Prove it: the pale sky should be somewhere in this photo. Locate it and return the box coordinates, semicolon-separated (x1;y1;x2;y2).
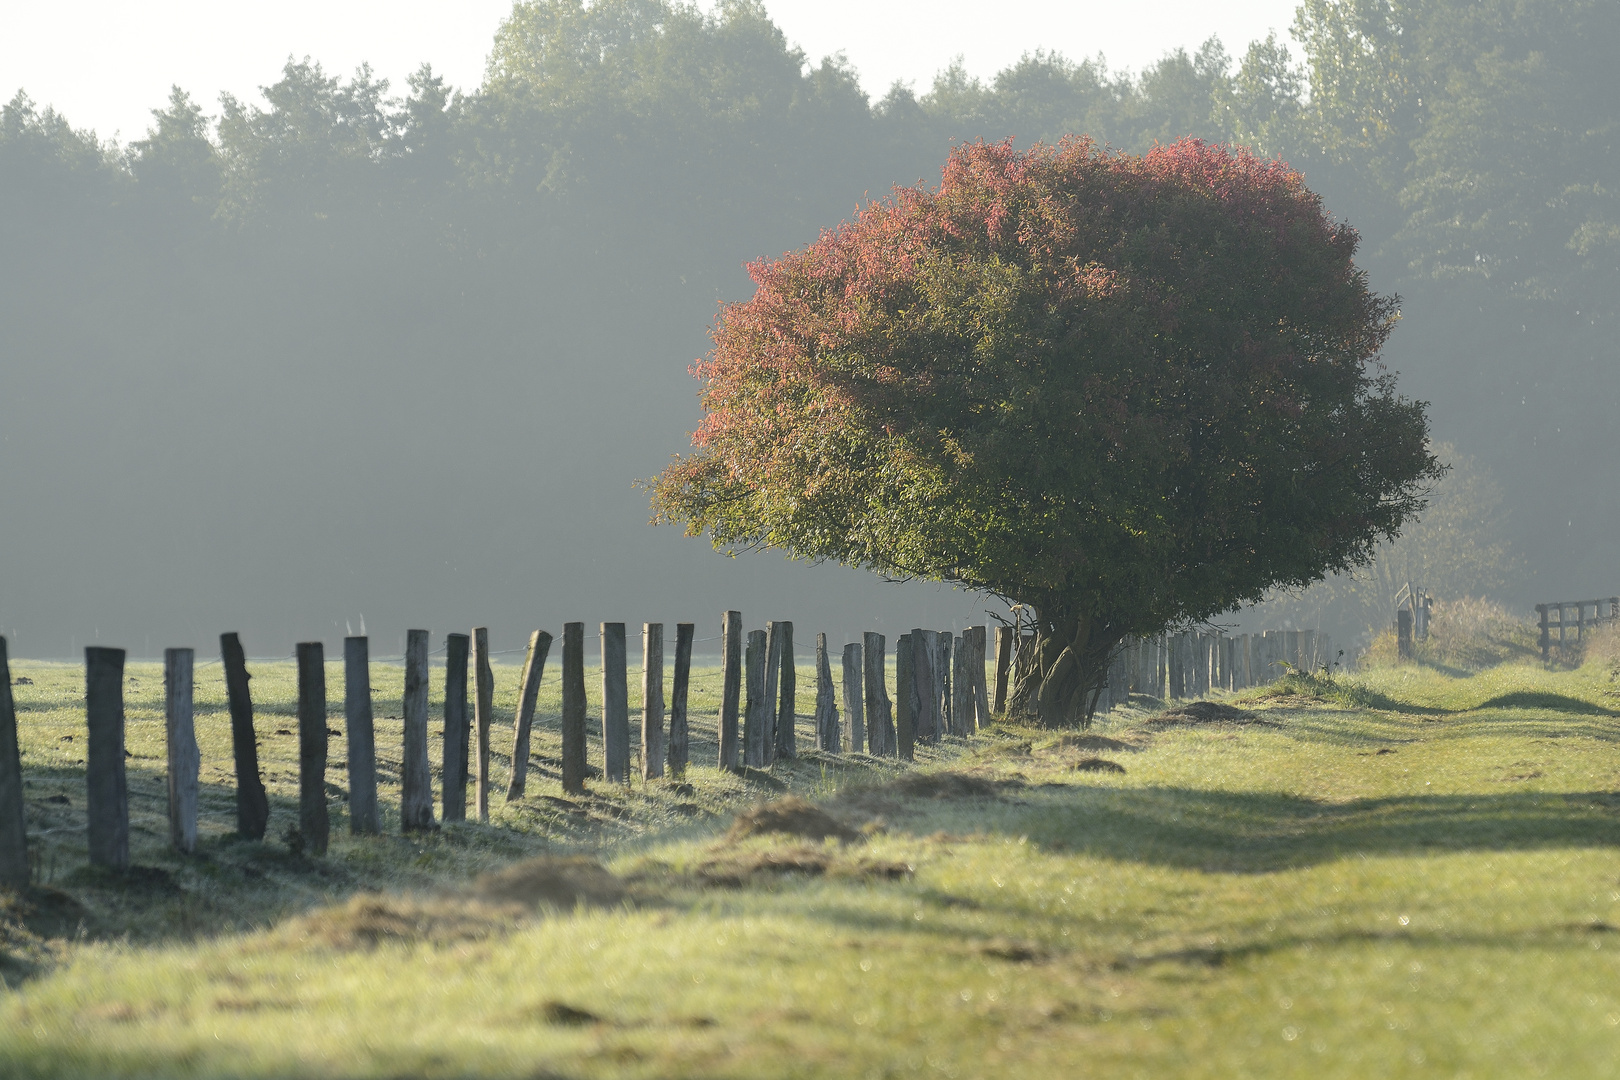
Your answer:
1;1;1303;143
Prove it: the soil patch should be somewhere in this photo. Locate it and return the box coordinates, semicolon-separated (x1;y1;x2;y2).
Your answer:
1046;734;1142;753
474;856;627;910
725;797;859;844
1072;757;1126;774
283;894;521;951
1148;701;1275;726
696;846;912;888
887;771;1016;800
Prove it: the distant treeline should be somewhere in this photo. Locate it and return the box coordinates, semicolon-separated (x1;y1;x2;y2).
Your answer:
1;0;1616;653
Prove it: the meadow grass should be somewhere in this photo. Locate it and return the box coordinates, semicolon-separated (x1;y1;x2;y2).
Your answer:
2;650;1619;1077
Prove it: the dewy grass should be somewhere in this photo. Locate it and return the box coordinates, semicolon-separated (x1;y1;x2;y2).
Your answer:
2;655;1620;1077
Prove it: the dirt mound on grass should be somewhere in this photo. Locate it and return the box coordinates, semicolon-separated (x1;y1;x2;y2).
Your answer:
285;894;522;951
1047;734;1141;753
474;856;627;909
696;846;912;888
888;771;1015;800
1148;701;1274;726
725;797;860;844
1072;757;1127;774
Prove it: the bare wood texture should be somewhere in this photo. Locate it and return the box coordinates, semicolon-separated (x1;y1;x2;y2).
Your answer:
775;621;796;762
442;633;470;822
561;622;587;794
507;630;552;801
642;623;665;781
864;633;892;756
936;632;953;735
0;638;26;889
743;630;767;768
164;648;199;854
344;636;380;835
814;633;838;753
952;635;973;737
401;629;435;832
295;642;329;856
842;642;864;754
911;630;937;745
473;627;495;822
669;623;694;777
85;646;129;870
761;622;783;767
993;625;1013;717
220;632;268;840
718;611;742;771
970;627;991;730
895;634;915;761
601;623;630;784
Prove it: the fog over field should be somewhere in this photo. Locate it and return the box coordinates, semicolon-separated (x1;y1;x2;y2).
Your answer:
2;0;1615;657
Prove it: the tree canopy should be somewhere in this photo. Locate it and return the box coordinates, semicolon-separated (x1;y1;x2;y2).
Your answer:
651;138;1440;724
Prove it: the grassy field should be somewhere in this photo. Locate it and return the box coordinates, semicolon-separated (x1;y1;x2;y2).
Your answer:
2;648;1620;1077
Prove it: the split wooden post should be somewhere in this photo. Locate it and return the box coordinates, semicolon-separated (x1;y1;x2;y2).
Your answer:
344;636;380;835
814;633;839;753
507;630;553;801
895;634;915;761
864;632;891;756
472;627;495;822
220;632;269;840
85;646;129;871
600;623;629;784
841;642;864;754
295;642;329;856
164;647;199;855
743;630;767;767
775;621;796;762
935;632;952;735
952;635;973;736
761;622;783;767
669;623;694;778
642;623;665;781
0;638;26;890
561;622;587;794
718;611;743;771
442;633;471;822
993;626;1014;716
401;629;435;832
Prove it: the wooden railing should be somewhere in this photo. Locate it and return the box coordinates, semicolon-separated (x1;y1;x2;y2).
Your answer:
1534;598;1619;662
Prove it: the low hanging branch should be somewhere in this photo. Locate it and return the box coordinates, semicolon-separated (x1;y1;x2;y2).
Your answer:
651;137;1439;727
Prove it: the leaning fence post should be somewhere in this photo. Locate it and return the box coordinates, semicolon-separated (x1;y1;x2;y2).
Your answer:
669;623;693;778
295;642;329;856
601;623;629;784
401;629;435;832
895;634;915;760
472;627;495;822
775;621;796;762
561;622;587;794
442;633;470;822
85;646;129;871
344;636;380;835
864;632;891;756
743;630;767;767
220;632;269;840
164;647;199;855
719;611;743;771
842;642;864;754
0;638;26;889
814;633;839;753
642;623;665;781
507;630;553;802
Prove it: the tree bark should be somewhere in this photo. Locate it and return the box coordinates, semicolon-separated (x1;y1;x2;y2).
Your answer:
1005;603;1117;728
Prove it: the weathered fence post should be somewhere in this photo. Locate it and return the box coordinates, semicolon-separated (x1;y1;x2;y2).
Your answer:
295;642;329;856
507;630;553;801
864;632;892;756
164;647;199;855
719;611;743;771
0;638;26;890
743;629;767;768
473;627;495;822
1167;633;1184;700
993;626;1013;716
442;633;470;822
642;623;665;781
970;626;991;730
775;622;796;762
85;646;129;870
761;622;783;767
561;622;587;794
895;633;915;760
842;641;864;754
220;632;269;840
401;629;435;832
936;631;952;735
1536;604;1550;663
815;633;839;753
952;634;973;735
600;623;629;784
1397;610;1413;661
344;636;379;835
670;623;694;778
911;629;936;745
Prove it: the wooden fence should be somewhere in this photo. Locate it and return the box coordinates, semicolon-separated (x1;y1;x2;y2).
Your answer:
1534;598;1620;662
0;619;1320;879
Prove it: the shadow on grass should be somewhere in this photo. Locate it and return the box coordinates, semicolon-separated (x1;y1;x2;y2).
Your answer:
1015;786;1620;872
1469;691;1615;716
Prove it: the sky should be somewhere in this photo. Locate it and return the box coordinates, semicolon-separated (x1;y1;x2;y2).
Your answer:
1;0;1304;142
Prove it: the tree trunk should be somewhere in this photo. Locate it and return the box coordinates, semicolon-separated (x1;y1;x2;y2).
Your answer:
1005;603;1118;728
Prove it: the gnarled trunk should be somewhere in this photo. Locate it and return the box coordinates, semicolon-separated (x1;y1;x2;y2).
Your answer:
1006;603;1117;728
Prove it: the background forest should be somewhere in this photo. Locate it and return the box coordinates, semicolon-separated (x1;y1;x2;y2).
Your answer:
1;0;1615;655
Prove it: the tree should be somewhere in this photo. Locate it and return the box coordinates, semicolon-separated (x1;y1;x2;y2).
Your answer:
650;138;1440;726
